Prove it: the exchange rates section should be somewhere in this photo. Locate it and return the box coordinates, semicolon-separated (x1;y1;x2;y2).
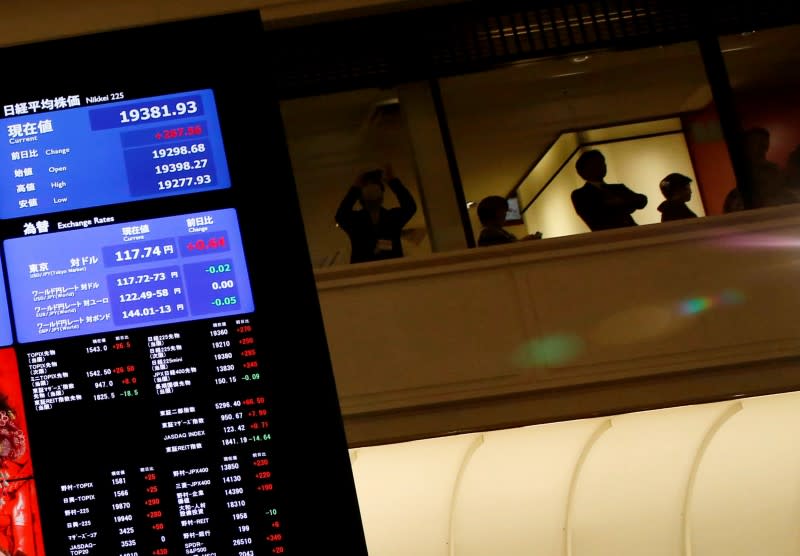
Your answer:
18;315;287;556
0;89;231;218
4;208;254;343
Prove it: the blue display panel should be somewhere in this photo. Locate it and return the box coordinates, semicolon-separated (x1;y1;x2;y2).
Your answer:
4;208;254;343
0;89;231;218
0;259;12;346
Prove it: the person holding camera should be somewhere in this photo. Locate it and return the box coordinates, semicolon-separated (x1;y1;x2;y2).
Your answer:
475;195;542;247
335;163;417;264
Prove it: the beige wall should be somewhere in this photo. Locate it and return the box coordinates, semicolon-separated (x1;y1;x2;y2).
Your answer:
599;133;706;225
517;133;581;209
522;148;585;238
399;82;469;252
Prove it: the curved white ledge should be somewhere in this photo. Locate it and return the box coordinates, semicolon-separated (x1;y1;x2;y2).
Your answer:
681;401;743;556
564;418;613;556
448;433;485;556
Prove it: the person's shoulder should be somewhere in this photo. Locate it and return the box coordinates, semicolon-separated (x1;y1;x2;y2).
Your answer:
478;227;500;240
723;188;743;213
478;227;515;246
606;182;633;191
571;183;592;197
658;200;693;214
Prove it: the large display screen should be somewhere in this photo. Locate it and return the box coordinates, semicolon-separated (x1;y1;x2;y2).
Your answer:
0;11;368;556
0;89;231;219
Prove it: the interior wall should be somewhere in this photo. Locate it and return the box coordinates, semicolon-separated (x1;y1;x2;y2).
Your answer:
349;389;800;556
517;133;581;209
522;149;584;238
524;133;705;239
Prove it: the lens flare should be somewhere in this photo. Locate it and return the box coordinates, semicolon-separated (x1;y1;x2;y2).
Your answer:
515;291;744;368
680;297;712;315
513;334;584;368
717;233;800;248
679;289;744;315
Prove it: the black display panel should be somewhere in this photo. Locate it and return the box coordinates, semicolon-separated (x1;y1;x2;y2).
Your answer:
0;258;11;346
0;12;368;556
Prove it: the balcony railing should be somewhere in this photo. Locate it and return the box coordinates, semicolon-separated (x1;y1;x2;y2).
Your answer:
315;205;800;445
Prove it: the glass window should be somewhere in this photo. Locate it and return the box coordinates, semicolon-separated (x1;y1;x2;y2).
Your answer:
717;24;800;213
280;83;474;269
440;41;720;244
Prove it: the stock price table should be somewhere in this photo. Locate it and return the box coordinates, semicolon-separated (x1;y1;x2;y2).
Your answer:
5;209;288;554
20;315;286;556
0;89;231;218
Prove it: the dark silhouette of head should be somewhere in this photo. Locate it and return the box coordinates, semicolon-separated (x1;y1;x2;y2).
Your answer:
357;169;385;209
743;127;770;163
789;145;800;170
659;173;693;202
477;195;509;228
575;150;607;182
787;145;800;182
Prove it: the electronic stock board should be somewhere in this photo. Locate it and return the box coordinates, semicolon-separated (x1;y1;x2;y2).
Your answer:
0;12;368;556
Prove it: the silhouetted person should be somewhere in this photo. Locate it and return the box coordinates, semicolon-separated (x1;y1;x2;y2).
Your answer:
657;173;698;222
335;164;417;264
571;149;648;231
723;127;797;212
476;195;541;247
785;145;800;193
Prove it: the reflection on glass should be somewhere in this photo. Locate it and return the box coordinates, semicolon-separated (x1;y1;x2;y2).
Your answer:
334;164;418;264
441;42;717;242
280;89;432;268
719;25;800;213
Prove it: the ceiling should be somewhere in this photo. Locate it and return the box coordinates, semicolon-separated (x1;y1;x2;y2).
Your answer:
0;0;451;48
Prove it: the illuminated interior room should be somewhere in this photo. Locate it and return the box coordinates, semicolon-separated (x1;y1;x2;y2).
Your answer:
515;118;707;239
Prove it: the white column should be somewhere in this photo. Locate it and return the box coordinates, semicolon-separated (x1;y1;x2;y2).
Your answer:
398;81;469;252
